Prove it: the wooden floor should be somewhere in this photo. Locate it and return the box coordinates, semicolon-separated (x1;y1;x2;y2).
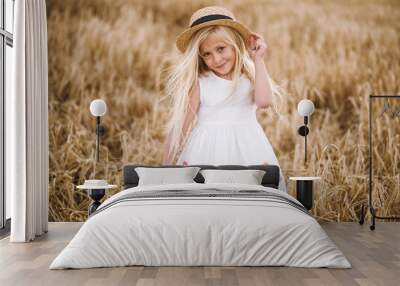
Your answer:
0;222;399;286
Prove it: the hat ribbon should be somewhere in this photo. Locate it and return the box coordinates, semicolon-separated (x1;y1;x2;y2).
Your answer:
190;14;233;28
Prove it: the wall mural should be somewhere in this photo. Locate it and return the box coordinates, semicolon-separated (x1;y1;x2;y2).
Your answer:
46;0;400;222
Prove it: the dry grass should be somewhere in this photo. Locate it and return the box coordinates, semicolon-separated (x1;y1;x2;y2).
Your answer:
47;0;400;222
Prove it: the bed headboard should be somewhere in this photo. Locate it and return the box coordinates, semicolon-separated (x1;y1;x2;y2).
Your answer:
123;164;280;189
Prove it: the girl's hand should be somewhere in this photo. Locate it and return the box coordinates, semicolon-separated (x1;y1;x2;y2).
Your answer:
249;32;268;61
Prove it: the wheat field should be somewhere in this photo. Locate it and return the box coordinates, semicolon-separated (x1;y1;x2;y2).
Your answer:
46;0;400;222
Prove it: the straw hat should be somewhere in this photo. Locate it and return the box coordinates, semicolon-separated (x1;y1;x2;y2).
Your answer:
176;6;253;53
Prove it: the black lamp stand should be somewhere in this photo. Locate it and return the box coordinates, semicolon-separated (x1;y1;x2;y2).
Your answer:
298;116;309;165
89;116;106;216
95;116;106;162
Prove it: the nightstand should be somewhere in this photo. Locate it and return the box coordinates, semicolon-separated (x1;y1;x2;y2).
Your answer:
289;177;321;210
77;180;117;215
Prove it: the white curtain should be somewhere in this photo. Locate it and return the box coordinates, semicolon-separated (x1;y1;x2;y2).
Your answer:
7;0;49;242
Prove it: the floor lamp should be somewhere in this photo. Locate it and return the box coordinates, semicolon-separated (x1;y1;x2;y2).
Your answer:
83;99;108;215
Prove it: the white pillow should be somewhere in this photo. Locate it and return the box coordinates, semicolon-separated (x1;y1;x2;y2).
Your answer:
135;167;201;186
200;169;266;185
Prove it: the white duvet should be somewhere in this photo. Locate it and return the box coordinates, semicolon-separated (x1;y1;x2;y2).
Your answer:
50;183;351;269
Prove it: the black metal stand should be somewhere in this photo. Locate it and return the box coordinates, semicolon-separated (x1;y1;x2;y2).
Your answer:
95;116;106;162
87;189;105;216
296;180;313;210
359;95;400;230
298;116;310;165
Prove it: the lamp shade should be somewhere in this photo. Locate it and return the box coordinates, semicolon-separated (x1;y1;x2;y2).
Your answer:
297;99;315;117
90;99;107;117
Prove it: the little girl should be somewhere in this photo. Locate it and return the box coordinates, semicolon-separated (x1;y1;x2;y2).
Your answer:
162;6;286;191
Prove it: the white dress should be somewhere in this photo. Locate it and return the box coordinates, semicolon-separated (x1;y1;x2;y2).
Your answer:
177;71;286;191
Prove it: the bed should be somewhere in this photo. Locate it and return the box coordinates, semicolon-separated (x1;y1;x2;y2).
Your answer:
50;164;351;269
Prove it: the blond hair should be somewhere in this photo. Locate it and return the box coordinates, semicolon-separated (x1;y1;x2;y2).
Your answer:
164;26;284;162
